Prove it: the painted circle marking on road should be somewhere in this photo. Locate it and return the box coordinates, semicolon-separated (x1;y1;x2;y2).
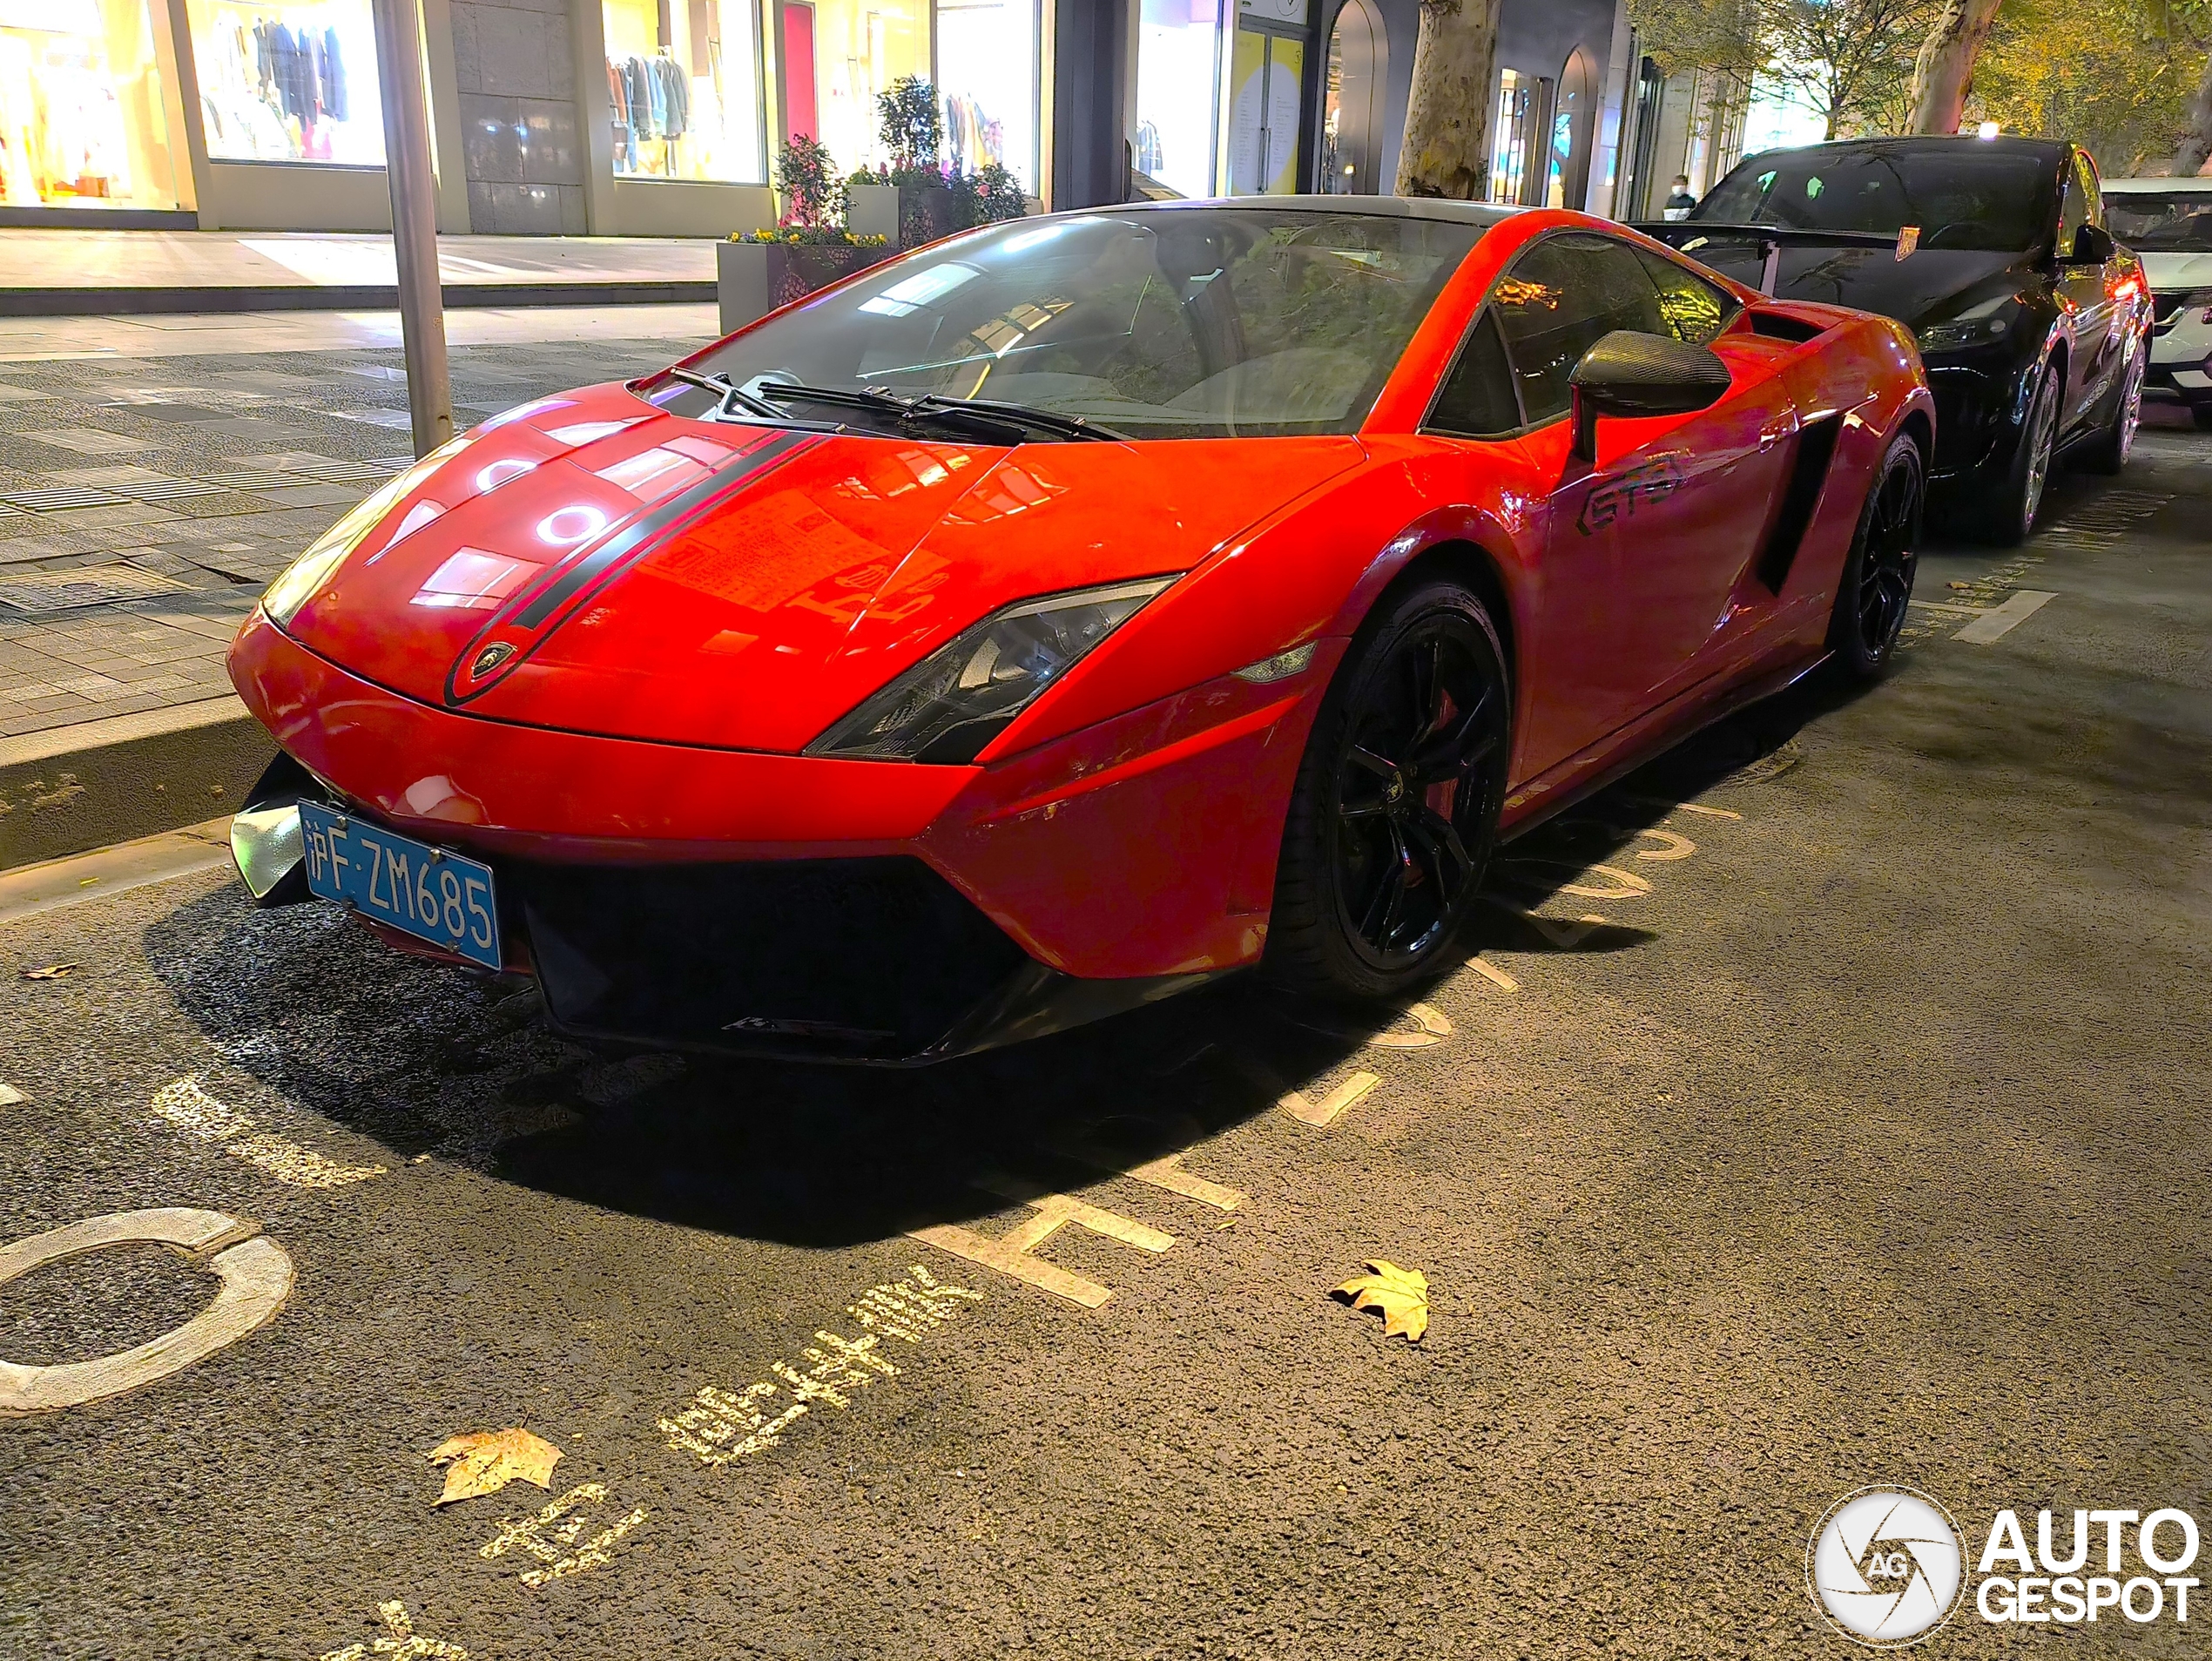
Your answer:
0;1207;293;1416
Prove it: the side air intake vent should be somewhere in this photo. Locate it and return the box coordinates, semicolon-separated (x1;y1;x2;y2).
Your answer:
1750;311;1825;344
1755;413;1844;592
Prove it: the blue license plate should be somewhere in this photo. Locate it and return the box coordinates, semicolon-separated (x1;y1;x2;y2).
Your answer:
298;800;502;970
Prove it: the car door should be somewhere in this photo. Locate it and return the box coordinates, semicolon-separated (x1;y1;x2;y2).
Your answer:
1474;232;1798;774
2054;148;2117;429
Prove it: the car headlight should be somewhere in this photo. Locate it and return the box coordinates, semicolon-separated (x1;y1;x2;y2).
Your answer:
260;437;469;627
1915;299;2021;354
806;576;1181;764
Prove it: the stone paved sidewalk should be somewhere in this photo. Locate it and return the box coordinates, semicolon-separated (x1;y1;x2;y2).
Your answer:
0;332;691;740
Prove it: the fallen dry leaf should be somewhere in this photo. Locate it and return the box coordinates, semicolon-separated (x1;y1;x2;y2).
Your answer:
425;1428;563;1506
19;963;76;981
1333;1259;1429;1343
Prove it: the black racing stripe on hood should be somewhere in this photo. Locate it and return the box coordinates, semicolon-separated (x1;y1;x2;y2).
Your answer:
442;428;816;708
515;429;813;629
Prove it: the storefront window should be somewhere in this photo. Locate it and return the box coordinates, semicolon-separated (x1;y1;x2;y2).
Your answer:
936;0;1036;192
777;0;927;175
604;0;765;183
1489;66;1531;205
1135;0;1222;198
185;0;383;164
0;0;183;207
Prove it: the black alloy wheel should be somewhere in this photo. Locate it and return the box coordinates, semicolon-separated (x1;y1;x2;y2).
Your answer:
1985;363;2060;545
2080;339;2146;475
1829;432;1924;678
1266;580;1511;999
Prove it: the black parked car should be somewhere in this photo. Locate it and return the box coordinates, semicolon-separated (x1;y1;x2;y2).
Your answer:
1641;136;2151;544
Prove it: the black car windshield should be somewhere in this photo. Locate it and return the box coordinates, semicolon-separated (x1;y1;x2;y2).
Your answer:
667;207;1487;439
1693;145;2056;252
2104;191;2212;250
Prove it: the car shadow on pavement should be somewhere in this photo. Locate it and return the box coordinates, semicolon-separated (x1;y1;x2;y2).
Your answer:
139;663;1878;1252
142;887;1401;1246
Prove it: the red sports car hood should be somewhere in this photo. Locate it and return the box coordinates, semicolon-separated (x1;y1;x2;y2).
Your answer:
278;385;1362;753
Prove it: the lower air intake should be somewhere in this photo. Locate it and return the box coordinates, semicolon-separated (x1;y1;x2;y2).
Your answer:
512;855;1032;1058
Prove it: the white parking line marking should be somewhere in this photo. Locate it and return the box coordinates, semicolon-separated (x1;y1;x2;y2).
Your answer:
1954;589;2057;643
148;1077;385;1189
1231;1050;1382;1128
0;1084;23;1105
911;1179;1177;1308
1469;957;1519;991
1047;1137;1245;1212
1279;1001;1452;1049
0;1208;292;1415
1278;1071;1381;1127
910;1219;1116;1308
1482;896;1608;949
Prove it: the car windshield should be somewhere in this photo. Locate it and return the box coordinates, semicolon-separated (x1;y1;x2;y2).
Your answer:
2104;191;2212;251
669;207;1488;439
1692;145;2056;253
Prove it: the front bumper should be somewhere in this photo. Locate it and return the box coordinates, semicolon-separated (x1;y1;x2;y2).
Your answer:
226;611;1333;1061
2146;331;2212;404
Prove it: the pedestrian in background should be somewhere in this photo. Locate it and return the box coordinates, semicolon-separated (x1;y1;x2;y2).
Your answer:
1662;175;1697;220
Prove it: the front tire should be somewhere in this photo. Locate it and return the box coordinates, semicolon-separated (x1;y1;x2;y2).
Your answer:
1264;578;1510;1001
1981;362;2060;546
1828;432;1924;679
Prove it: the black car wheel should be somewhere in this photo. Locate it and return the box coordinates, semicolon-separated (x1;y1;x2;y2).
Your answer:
1828;432;1924;679
2079;339;2146;475
1983;363;2060;546
2194;404;2212;433
1266;578;1510;1000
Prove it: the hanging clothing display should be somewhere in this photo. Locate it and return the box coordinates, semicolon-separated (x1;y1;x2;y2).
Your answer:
599;0;765;185
186;0;381;164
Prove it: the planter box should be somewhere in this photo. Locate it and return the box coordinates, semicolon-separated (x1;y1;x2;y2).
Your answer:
846;179;960;250
846;182;900;245
718;240;892;334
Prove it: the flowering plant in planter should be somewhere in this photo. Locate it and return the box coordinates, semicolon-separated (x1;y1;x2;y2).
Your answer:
732;226;887;246
845;78;1031;249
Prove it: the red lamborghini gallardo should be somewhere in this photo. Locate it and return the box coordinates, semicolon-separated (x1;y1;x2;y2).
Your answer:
226;199;1932;1062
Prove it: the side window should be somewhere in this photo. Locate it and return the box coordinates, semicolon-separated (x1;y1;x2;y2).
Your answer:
2058;161;2089;255
1426;310;1521;437
2075;150;2105;228
1635;247;1740;346
1489;233;1671;426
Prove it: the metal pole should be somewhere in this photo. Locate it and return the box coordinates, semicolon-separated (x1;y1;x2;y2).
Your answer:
370;0;453;457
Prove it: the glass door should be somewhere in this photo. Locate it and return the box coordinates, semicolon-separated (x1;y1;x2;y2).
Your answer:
1227;24;1299;194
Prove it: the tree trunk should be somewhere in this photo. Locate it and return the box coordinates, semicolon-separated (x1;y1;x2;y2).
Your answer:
2175;49;2212;174
1394;0;1506;199
1905;0;2005;134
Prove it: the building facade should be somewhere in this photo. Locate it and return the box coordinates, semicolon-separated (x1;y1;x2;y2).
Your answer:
0;0;1740;233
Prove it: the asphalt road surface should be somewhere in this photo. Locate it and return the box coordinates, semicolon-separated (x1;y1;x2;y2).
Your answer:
3;423;2209;1660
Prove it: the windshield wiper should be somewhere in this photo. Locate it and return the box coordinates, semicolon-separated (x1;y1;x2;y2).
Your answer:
752;381;1128;443
662;368;845;432
913;393;1130;442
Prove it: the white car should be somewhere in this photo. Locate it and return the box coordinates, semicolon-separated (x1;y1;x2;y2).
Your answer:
2105;175;2212;428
